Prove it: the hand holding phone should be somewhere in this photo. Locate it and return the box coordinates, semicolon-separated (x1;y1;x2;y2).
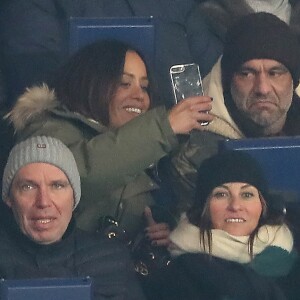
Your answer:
170;63;209;126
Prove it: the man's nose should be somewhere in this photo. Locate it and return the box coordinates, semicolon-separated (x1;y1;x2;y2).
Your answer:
254;72;272;95
35;187;52;208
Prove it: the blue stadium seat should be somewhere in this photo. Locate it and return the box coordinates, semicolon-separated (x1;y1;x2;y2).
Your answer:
0;277;92;300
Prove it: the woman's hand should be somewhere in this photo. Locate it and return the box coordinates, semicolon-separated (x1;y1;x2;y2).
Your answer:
168;96;213;134
144;206;171;247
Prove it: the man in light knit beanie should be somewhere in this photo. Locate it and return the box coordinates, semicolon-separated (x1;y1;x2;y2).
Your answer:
0;135;145;300
2;135;81;245
2;135;81;210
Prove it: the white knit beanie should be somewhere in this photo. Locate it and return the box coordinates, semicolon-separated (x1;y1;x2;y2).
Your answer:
2;136;81;209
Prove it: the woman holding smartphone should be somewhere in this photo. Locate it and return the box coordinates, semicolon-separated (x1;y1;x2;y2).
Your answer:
7;39;213;248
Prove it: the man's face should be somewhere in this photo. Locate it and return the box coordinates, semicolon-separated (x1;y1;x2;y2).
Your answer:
230;59;293;135
6;163;74;245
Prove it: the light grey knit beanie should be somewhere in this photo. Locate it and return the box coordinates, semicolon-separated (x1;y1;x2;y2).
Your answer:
2;136;81;209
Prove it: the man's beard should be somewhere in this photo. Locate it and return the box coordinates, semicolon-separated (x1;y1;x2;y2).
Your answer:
224;91;289;137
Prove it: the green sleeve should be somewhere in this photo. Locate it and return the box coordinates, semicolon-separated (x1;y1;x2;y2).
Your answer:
248;246;298;277
17;106;178;192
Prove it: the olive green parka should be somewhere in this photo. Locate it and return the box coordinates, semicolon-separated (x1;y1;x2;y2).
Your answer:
8;85;178;239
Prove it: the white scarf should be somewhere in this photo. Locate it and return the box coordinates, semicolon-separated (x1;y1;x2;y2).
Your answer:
169;214;293;264
245;0;291;24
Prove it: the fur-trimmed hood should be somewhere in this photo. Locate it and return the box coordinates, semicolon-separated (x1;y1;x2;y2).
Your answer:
8;81;243;140
6;84;106;134
198;0;300;42
6;84;59;132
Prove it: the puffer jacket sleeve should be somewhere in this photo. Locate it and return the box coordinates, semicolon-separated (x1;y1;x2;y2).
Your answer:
0;0;106;105
167;131;223;213
76;230;146;300
185;4;223;78
96;241;146;300
0;0;68;104
17;106;178;193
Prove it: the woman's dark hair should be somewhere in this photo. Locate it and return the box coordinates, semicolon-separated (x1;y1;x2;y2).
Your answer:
52;39;157;125
187;151;286;258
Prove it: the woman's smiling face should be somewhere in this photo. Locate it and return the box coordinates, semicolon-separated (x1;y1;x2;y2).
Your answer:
209;182;263;236
109;50;150;128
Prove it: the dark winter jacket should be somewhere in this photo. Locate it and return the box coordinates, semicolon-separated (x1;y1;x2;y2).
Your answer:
198;0;300;45
143;253;288;300
0;204;145;300
0;0;222;106
143;212;298;300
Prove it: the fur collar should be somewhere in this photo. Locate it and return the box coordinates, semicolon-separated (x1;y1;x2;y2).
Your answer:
7;85;106;134
6;84;59;131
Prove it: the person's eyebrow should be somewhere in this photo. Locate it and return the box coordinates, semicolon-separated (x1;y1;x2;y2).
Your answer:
215;184;253;190
50;179;70;184
238;63;288;73
123;72;149;82
268;65;289;72
14;178;37;186
214;184;230;190
15;177;35;184
240;184;254;189
236;66;257;73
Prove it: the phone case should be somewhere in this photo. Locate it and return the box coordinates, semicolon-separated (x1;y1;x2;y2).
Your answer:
170;63;203;104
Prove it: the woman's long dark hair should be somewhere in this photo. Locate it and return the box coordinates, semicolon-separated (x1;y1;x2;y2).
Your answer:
51;39;157;125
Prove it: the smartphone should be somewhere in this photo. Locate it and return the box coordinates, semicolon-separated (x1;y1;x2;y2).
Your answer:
170;63;203;103
170;63;208;126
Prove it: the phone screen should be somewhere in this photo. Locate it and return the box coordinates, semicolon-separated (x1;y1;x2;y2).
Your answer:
170;63;208;126
170;63;203;104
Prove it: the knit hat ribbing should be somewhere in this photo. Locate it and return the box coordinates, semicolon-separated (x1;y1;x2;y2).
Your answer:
2;136;81;209
221;12;300;91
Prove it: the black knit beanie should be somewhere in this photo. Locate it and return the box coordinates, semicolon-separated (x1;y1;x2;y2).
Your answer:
221;12;300;91
194;151;268;212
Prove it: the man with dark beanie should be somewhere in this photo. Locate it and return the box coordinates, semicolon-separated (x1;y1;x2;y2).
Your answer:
221;12;300;137
168;12;300;211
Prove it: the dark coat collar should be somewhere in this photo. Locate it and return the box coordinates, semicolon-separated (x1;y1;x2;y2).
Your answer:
199;0;300;42
0;202;77;259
